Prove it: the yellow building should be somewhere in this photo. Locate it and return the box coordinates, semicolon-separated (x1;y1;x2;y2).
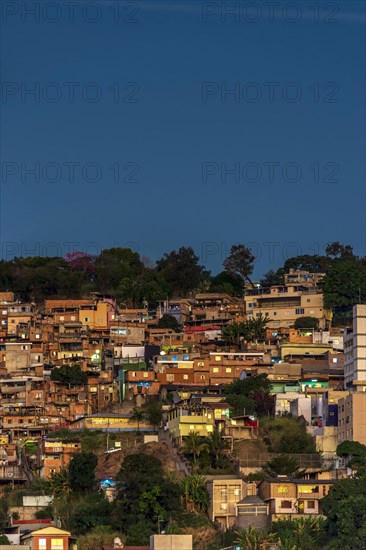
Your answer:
245;271;330;330
78;301;111;329
167;402;232;444
69;413;155;432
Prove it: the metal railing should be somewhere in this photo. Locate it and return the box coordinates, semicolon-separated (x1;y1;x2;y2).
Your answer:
238;453;322;469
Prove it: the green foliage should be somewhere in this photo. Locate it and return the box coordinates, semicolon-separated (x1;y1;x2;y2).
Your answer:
77;525;122;550
260;416;317;454
294;316;319;330
179;474;210;513
50;364;87;385
222;316;271;346
209;271;243;295
157;314;181;331
206;428;228;469
321;258;366;311
271;516;327;550
34;506;53;519
262;454;306;478
260;268;285;287
142;401;163;428
336;440;366;471
69;451;98;492
156;246;208;296
130;407;145;431
181;431;209;466
235;526;276;549
114;453;181;538
224;374;274;417
0;534;10;544
322;475;366;548
68;493;112;535
223;244;255;286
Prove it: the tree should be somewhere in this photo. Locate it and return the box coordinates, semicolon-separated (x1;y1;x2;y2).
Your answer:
130;407;145;432
143;401;163;428
69;451;98;492
115;454;181;540
206;428;228;469
294;317;319;331
235;526;276;549
157;314;181;331
325;241;354;259
68;493;112;535
180;474;210;513
284;254;330;274
50;468;72;497
322;475;366;548
223;244;255;287
0;534;10;545
224;374;274;417
321;258;366;312
262;454;305;478
210;271;243;296
50;364;87;386
260;416;317;454
271;517;327;550
260;268;285;287
156;247;207;296
181;431;209;467
222;315;270;349
336;441;366;472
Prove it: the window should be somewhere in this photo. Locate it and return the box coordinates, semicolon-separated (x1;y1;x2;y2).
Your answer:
225;368;232;373
295;308;305;315
60;316;64;321
183;374;188;380
280;500;292;509
51;539;64;550
213;367;219;373
39;539;47;550
84;317;89;322
277;486;289;494
307;500;316;509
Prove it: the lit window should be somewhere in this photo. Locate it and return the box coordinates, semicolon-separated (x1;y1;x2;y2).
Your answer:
51;539;64;550
213;368;219;373
39;539;47;550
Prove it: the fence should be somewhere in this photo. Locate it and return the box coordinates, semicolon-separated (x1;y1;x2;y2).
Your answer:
238;453;323;469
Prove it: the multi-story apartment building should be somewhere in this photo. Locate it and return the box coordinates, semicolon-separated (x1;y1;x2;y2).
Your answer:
244;270;330;330
344;304;366;389
42;438;81;478
337;392;366;446
207;476;245;529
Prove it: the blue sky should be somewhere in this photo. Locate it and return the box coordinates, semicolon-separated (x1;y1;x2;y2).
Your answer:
1;0;365;276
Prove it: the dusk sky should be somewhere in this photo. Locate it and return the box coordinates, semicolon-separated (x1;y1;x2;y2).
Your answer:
1;0;365;276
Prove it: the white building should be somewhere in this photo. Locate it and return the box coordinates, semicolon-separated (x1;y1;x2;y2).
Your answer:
344;305;366;389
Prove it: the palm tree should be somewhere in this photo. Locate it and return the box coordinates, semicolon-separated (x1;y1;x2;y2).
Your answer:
130;407;144;432
262;454;305;478
206;428;228;469
180;474;209;513
181;431;209;467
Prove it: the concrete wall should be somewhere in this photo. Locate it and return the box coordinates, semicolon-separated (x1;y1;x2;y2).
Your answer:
150;535;192;549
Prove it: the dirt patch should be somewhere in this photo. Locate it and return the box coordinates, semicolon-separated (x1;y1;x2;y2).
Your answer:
95;441;179;480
